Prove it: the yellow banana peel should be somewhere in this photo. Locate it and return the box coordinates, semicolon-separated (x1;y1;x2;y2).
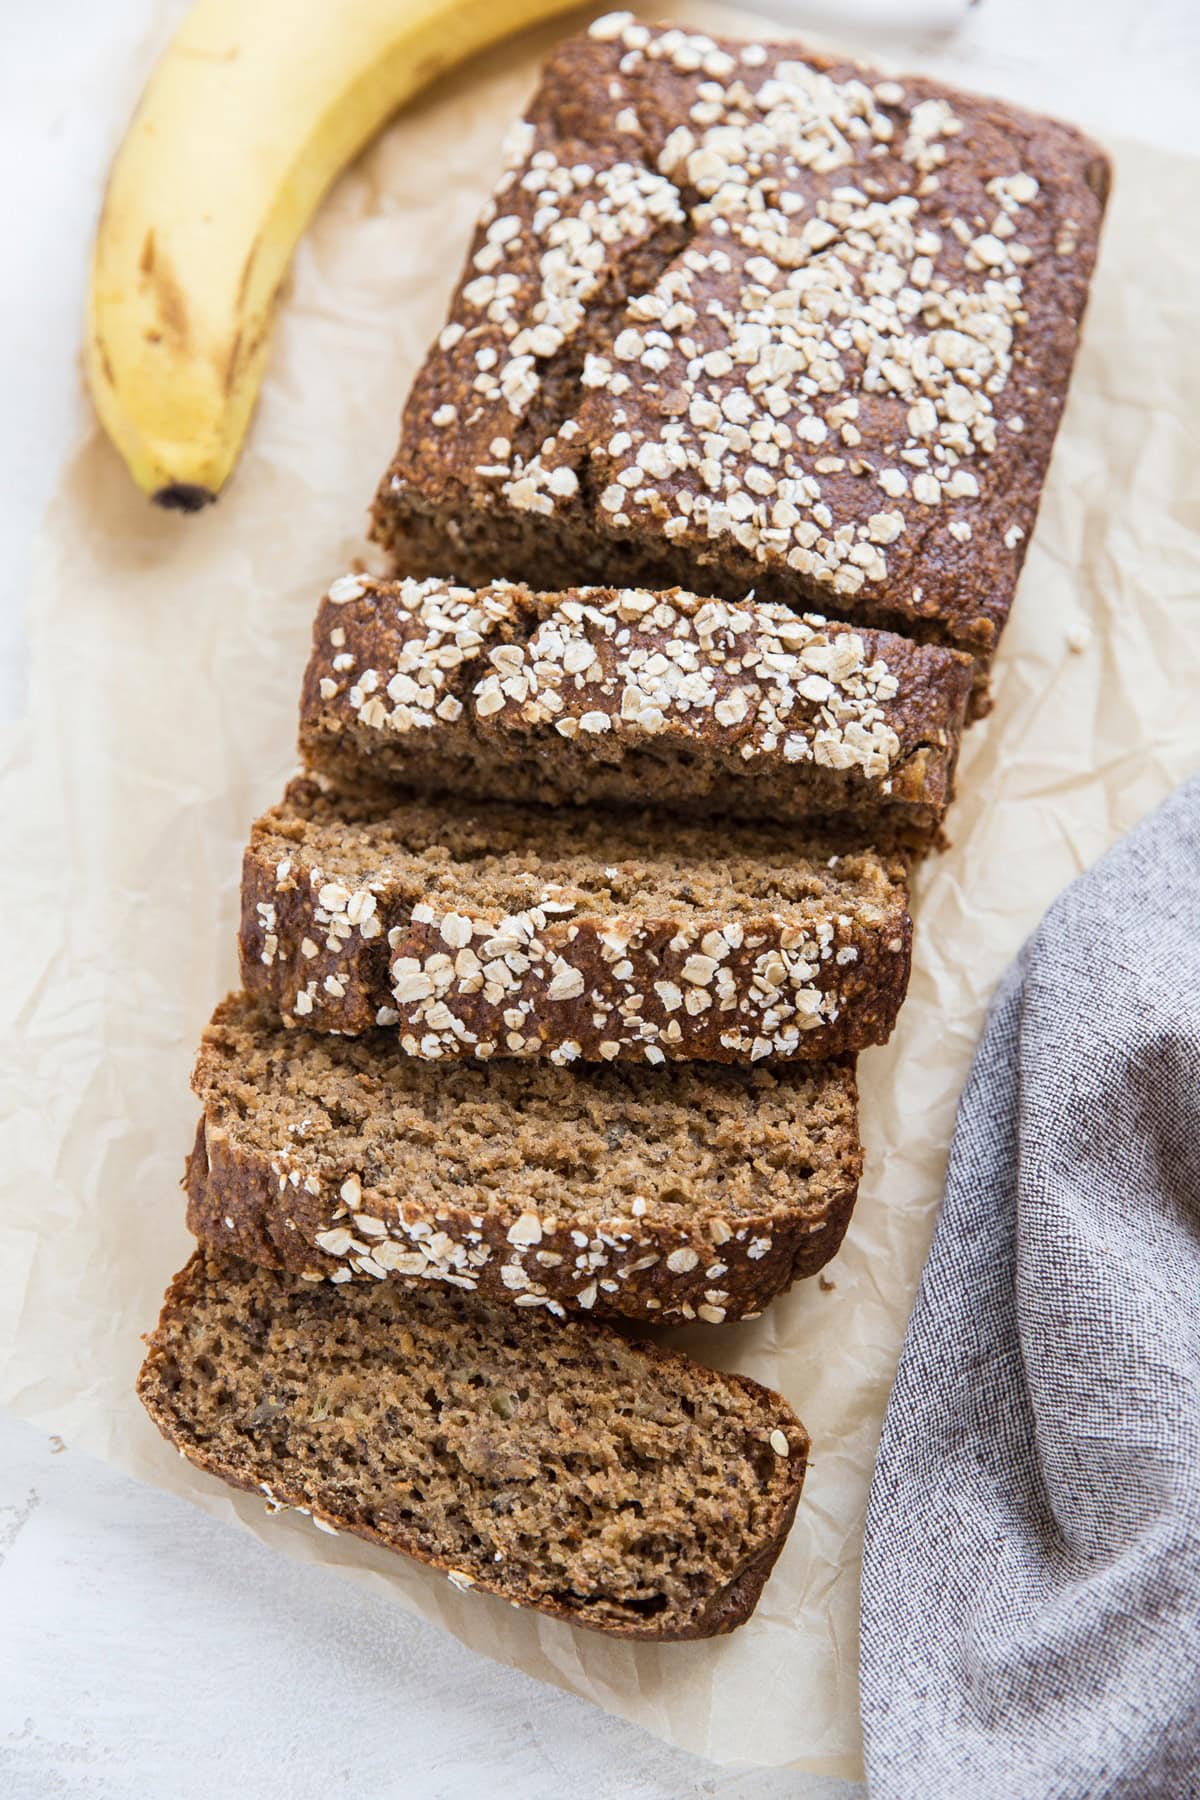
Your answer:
86;0;580;508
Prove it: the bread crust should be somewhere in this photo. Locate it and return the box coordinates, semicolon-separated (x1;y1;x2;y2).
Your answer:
371;24;1110;685
385;902;911;1064
137;1250;809;1641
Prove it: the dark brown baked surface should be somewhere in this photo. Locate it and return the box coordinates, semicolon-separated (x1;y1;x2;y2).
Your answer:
371;19;1109;675
300;574;973;844
239;776;912;1061
137;1248;809;1640
185;993;862;1323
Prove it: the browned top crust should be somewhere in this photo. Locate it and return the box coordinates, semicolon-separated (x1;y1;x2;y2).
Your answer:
299;574;973;839
372;18;1110;661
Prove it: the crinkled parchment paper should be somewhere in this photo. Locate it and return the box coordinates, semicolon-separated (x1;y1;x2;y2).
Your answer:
2;2;1199;1776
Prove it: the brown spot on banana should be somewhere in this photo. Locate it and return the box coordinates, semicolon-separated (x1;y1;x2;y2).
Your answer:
236;238;260;313
221;328;243;396
149;254;189;350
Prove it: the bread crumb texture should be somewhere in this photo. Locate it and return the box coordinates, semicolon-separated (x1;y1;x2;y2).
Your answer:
137;1251;809;1639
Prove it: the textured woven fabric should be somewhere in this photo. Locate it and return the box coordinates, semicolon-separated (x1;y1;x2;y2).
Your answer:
860;775;1200;1800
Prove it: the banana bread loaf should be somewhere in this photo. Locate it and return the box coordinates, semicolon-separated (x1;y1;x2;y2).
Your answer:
137;1248;809;1640
186;993;862;1323
300;574;973;845
241;777;912;1061
371;19;1109;688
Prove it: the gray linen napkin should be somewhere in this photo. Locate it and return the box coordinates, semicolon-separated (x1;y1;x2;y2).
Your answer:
860;774;1200;1800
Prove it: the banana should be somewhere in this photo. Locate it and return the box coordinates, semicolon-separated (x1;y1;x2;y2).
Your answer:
86;0;581;509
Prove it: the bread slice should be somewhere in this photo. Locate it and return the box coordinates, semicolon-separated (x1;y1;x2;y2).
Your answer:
299;575;973;846
137;1249;809;1640
241;777;911;1062
186;993;862;1324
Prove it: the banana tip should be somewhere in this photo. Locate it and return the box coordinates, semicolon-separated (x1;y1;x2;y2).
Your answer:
153;482;217;513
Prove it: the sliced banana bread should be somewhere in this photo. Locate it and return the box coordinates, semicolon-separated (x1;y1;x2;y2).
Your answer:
137;1249;809;1640
186;993;862;1324
241;777;911;1062
300;575;973;845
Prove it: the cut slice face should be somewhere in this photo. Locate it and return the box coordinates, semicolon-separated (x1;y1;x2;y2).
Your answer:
137;1250;809;1640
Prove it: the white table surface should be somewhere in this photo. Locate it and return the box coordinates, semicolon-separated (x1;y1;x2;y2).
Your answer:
3;3;1195;1796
